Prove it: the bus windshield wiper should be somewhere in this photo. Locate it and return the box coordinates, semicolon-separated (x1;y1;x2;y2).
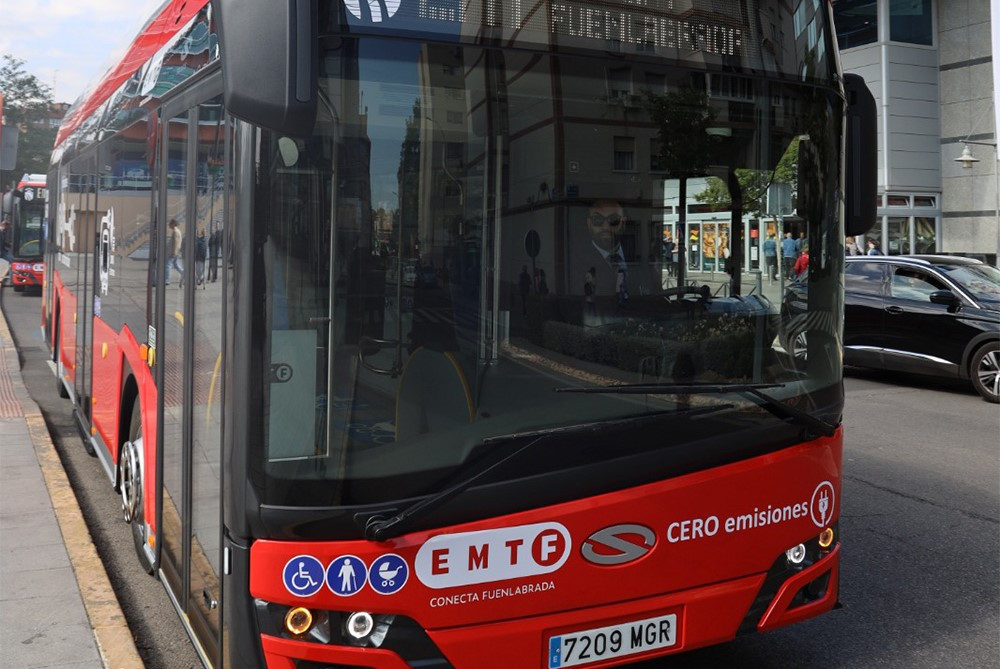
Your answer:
555;382;836;438
363;404;730;542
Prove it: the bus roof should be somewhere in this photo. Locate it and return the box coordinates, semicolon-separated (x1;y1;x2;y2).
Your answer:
54;0;208;149
18;174;46;188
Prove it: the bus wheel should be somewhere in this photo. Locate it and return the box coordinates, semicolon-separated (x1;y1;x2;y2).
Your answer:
13;284;24;293
121;401;154;574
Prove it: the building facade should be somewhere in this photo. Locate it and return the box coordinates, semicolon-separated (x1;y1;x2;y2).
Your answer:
834;0;999;263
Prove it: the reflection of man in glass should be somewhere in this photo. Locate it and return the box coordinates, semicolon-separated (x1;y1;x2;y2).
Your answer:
587;200;627;274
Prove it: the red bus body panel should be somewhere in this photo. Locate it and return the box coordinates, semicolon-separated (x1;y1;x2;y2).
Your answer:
91;316;123;452
250;433;842;667
10;260;44;288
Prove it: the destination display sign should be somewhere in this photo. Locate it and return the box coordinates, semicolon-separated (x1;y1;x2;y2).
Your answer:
342;0;759;62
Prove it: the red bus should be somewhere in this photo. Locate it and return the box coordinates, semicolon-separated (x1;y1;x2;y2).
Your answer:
6;174;47;292
44;1;875;667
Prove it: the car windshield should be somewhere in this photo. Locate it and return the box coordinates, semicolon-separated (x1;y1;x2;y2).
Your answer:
936;263;1000;306
248;31;844;508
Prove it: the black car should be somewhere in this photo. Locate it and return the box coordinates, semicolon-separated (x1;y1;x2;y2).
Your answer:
781;256;1000;402
843;256;999;401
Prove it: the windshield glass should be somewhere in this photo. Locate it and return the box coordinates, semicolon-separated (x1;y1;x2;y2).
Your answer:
15;202;46;258
249;30;843;508
935;263;1000;307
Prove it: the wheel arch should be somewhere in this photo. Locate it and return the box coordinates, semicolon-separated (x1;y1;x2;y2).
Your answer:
959;332;1000;380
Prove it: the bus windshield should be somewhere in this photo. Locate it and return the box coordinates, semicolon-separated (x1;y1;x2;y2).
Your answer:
15;201;46;259
250;35;843;510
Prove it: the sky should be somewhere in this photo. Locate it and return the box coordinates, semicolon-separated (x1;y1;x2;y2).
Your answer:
1;0;166;105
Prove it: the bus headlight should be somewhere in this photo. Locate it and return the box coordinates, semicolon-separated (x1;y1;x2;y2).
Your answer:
345;611;373;640
785;543;807;565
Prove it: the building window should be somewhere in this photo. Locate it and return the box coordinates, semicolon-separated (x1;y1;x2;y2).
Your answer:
913;196;936;208
887;195;909;207
613;136;635;171
607;67;632;100
833;0;877;49
890;0;932;45
650;139;666;172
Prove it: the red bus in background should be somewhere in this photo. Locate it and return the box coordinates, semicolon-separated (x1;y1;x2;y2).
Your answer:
43;0;876;667
8;174;46;292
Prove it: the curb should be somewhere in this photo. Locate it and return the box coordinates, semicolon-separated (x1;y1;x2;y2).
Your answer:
0;301;145;669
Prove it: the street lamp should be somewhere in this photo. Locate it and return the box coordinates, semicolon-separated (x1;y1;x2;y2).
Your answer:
955;140;1000;266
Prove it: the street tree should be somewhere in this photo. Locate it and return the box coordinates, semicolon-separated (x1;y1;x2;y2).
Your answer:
1;54;57;186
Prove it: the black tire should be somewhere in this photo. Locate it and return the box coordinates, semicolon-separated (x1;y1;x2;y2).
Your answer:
13;284;24;292
121;401;155;573
970;341;1000;404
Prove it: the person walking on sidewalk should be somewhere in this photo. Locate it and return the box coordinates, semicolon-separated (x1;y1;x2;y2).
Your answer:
762;232;778;281
781;232;797;280
166;219;184;285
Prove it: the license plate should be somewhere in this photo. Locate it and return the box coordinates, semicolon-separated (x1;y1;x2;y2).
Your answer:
547;613;677;668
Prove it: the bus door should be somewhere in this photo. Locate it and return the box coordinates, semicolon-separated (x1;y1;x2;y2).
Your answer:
155;89;226;666
71;155;97;419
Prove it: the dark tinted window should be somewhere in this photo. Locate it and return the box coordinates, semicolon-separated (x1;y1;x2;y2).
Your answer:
846;261;884;294
834;0;878;49
890;0;932;45
890;267;944;300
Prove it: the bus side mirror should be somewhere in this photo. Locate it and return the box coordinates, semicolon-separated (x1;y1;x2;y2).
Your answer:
211;0;318;136
844;73;877;237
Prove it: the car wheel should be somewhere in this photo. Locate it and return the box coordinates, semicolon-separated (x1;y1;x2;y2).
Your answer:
970;342;1000;404
121;401;154;573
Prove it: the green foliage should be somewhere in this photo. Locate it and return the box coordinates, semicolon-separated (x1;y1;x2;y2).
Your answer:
693;138;801;218
0;54;56;186
642;88;720;178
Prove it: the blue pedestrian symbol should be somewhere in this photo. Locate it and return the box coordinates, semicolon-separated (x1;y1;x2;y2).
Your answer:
327;555;367;596
282;555;325;597
369;554;409;595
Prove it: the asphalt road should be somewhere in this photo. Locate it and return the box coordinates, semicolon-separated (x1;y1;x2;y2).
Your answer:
3;286;998;669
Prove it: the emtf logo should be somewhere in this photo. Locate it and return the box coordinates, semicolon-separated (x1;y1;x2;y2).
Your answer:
343;0;402;22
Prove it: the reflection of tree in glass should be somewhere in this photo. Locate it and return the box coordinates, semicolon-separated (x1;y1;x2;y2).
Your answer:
694;139;801;218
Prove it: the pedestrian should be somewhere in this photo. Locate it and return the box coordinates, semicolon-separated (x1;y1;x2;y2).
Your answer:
194;229;208;286
794;244;810;277
866;239;882;256
845;236;862;256
208;225;221;282
616;267;629;307
0;216;12;284
166;219;183;286
537;268;549;295
781;232;797;279
518;264;531;315
584;266;596;317
762;232;778;281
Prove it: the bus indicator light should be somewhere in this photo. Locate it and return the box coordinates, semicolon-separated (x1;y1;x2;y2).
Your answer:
818;528;835;548
284;607;313;635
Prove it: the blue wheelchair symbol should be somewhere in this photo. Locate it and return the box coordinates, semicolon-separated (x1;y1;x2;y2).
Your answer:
327;555;367;596
282;555;325;597
369;554;409;595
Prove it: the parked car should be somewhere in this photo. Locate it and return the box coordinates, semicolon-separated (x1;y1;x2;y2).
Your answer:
782;255;1000;402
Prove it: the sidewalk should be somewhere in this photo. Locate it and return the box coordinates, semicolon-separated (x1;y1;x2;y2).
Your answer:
0;300;143;668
